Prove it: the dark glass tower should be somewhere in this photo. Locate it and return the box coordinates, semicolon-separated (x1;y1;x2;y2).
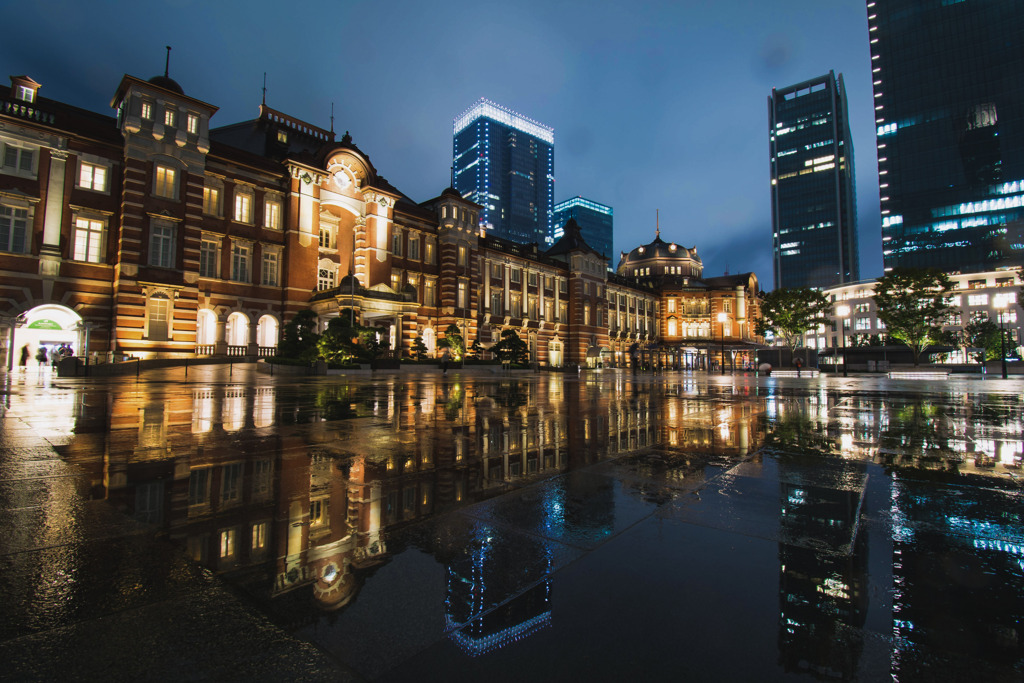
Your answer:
769;71;860;290
553;196;613;259
870;0;1024;273
453;99;554;246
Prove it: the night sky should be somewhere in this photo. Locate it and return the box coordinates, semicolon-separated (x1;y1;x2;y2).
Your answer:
1;0;879;287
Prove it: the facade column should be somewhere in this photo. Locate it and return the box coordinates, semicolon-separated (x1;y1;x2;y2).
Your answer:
39;149;70;278
214;316;227;355
247;315;259;356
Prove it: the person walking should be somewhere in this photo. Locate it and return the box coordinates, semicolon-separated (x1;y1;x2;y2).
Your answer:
35;345;48;369
19;344;30;370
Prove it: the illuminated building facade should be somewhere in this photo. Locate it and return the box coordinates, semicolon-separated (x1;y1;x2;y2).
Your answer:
553;196;613;260
870;0;1024;273
769;71;859;289
801;270;1023;365
453;99;554;246
0;69;761;371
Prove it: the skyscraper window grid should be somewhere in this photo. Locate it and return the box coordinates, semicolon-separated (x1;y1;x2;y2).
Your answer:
769;71;859;290
453;98;554;246
869;0;1024;273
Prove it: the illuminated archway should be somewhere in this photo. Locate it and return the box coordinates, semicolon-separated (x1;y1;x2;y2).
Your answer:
225;312;249;347
257;315;279;348
11;304;83;369
196;309;217;346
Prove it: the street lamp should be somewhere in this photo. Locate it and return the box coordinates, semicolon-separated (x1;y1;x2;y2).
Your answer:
717;311;728;375
996;296;1008;379
835;304;850;377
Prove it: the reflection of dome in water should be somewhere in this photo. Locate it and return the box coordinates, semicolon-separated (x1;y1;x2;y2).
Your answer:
616;232;702;279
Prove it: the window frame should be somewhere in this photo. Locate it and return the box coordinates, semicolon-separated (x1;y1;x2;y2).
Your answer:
261;249;280;287
0;204;30;254
153;164;178;200
233;188;253;224
230;241;251;283
77;160;109;193
149;220;176;268
72;215;106;263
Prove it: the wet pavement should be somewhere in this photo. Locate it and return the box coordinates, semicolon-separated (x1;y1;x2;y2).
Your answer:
1;365;1022;681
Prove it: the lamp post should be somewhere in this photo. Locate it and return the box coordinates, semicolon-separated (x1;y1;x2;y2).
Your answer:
996;297;1008;379
835;304;850;377
717;311;728;375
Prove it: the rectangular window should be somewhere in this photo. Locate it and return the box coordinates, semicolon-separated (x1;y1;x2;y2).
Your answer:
3;144;34;174
199;238;219;278
186;113;199;134
277;130;288;143
231;243;251;282
251;522;268;551
318;267;335;291
202;187;220;215
528;272;538;286
968;294;989;306
188;468;210;506
141;101;153;120
491;290;503;314
667;299;676;313
458;280;468;309
73;218;105;263
78;162;107;191
310;498;328;528
264;200;281;229
528;297;538;320
0;206;29;253
511;269;521;284
425;237;436;264
234;191;252;223
164;108;176;127
221;463;243;506
392;230;403;256
408;235;420;260
558;278;567;294
149;223;175;268
219;528;236;559
424;279;436;307
262;251;279;286
15;85;34;103
458;245;467;267
148;294;171;340
558;302;567;322
252;459;272;499
319;225;335;249
511;294;522;318
154;165;176;199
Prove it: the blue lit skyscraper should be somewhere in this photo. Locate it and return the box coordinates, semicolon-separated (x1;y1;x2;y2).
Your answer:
870;0;1024;273
769;71;859;290
553;196;613;259
453;99;554;246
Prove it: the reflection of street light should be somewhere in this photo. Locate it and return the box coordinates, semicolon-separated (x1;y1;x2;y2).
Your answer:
996;296;1008;379
717;311;728;375
835;304;850;377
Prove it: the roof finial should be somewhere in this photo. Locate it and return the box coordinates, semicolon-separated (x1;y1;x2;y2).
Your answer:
656;209;660;239
330;102;335;134
450;165;455;188
164;46;171;78
262;72;266;106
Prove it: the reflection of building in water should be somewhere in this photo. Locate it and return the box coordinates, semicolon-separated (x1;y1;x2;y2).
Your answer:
54;374;665;619
449;575;552;657
775;459;868;678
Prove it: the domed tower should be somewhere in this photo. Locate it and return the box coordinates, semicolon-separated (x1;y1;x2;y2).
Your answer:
616;227;702;283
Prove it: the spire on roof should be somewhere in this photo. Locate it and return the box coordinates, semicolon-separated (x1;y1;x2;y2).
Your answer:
164;46;171;78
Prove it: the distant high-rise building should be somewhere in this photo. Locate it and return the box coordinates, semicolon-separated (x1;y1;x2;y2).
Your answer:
553;196;613;259
453;99;554;246
769;71;859;290
870;0;1024;274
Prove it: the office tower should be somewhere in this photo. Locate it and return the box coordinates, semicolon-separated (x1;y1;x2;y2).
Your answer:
870;0;1024;273
769;71;859;290
453;98;554;246
553;196;613;258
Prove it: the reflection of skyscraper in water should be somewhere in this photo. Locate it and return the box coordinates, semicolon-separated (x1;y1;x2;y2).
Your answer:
776;460;868;677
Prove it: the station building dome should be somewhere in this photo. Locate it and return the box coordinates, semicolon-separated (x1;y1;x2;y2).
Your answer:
616;231;702;280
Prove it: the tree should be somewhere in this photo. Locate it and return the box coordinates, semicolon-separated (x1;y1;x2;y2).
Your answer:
754;287;831;349
278;309;320;361
437;324;464;361
490;328;528;365
960;317;1003;364
411;336;428;361
872;268;955;366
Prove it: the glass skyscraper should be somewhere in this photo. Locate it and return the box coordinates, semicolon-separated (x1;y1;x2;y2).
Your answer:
870;0;1024;273
769;71;859;290
553;196;613;259
453;99;554;246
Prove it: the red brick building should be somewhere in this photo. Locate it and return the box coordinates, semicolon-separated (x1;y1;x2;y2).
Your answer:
0;69;761;370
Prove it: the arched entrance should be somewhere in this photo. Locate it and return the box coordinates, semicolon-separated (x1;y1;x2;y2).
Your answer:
10;304;84;369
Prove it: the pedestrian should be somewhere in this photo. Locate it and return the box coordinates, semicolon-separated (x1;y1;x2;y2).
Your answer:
19;344;30;370
794;357;803;377
440;349;450;375
35;345;48;367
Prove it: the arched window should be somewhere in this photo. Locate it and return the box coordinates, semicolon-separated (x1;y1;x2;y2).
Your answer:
667;317;678;337
257;315;279;348
226;312;249;347
422;327;436;354
196;309;217;346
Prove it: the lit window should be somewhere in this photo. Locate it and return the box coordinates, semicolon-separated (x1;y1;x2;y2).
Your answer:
425;237;436;264
231;242;251;282
149;222;175;268
264;200;281;229
310;498;328;528
262;250;279;286
318;267;335;291
199;237;219;278
219;528;236;558
424;279;436;307
968;294;989;306
252;521;268;551
164;108;176;127
458;245;467;267
141;101;153;120
73;217;105;263
154;165;177;199
15;85;34;103
277;130;288;144
78;162;107;191
2;144;35;174
234;191;252;223
187;113;199;134
202;186;220;215
0;205;30;253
